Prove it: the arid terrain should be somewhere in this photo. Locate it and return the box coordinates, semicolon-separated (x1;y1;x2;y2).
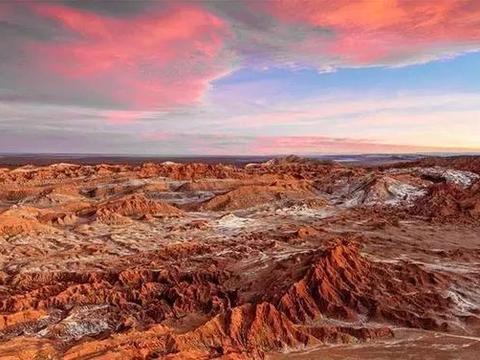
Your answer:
0;155;479;359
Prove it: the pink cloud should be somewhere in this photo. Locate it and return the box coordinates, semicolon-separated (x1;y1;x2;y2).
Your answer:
136;131;475;155
250;135;469;155
263;0;480;65
141;131;170;141
4;0;479;116
104;110;149;124
26;3;230;110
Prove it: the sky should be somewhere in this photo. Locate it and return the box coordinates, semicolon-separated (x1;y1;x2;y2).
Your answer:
1;0;480;155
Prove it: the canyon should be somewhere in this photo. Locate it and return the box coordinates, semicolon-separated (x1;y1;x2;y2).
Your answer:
0;156;479;359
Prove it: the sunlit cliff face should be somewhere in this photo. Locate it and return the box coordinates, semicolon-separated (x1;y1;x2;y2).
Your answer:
1;0;480;154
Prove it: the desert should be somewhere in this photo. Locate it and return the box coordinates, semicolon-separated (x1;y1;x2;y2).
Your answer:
0;155;479;359
2;0;480;358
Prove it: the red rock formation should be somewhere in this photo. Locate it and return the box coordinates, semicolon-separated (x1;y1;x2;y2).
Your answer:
85;194;184;219
411;182;480;222
137;162;245;180
174;301;391;359
0;209;54;237
201;182;316;211
393;156;480;174
276;242;453;331
2;241;458;358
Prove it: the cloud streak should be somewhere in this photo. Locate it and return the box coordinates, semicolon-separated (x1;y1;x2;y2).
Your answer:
1;91;479;154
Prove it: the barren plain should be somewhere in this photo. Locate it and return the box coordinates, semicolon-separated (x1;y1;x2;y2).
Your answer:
0;156;479;359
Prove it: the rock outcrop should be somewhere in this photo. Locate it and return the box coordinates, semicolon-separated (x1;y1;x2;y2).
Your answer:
411;182;480;222
84;194;184;220
201;182;316;211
